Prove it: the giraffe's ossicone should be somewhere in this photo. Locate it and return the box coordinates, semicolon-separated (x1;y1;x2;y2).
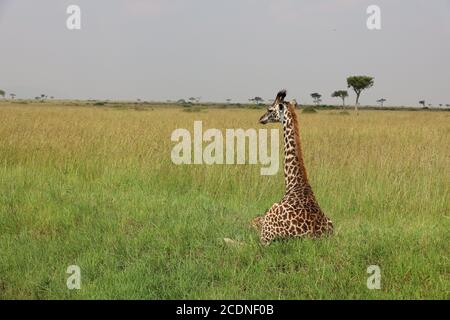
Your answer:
253;90;333;245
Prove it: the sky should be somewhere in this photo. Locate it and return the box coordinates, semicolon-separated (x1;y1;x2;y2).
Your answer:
0;0;449;106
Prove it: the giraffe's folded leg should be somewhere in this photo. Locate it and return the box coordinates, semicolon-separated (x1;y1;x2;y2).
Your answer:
260;220;278;246
312;216;334;237
251;215;264;232
260;230;275;246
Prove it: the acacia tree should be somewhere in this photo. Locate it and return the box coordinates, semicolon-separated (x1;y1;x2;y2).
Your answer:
419;100;426;108
0;89;5;99
347;75;374;112
254;97;264;104
331;90;348;109
188;97;197;104
310;93;322;106
377;98;386;107
250;97;264;105
10;93;16;100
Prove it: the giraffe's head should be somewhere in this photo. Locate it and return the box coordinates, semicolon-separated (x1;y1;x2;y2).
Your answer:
259;89;288;125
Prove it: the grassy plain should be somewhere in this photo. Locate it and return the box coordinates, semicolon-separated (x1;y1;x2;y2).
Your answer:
0;101;448;299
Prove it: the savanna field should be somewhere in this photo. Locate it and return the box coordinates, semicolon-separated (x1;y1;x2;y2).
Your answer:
0;102;448;299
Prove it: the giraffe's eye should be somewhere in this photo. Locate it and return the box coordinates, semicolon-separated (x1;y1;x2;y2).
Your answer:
279;104;284;110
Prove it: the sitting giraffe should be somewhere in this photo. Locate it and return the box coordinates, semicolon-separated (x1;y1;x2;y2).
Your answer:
252;90;333;245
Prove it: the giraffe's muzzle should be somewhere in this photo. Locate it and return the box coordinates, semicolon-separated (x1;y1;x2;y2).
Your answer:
259;114;269;124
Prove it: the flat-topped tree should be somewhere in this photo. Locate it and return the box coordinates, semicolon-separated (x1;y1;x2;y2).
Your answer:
419;100;426;108
310;93;322;106
331;90;348;109
254;97;264;105
377;98;386;107
188;97;197;104
250;97;264;105
347;75;374;113
0;89;5;99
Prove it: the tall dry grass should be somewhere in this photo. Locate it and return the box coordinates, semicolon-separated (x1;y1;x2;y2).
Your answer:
0;103;448;299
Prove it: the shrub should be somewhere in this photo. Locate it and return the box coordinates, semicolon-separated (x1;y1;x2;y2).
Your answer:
302;106;317;113
248;104;265;109
183;107;206;113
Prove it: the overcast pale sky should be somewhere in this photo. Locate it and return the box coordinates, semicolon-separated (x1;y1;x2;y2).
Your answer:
0;0;449;106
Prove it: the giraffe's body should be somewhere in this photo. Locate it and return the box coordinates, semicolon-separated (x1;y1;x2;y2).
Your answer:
253;90;333;245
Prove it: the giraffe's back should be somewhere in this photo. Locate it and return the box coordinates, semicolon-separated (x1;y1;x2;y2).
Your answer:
258;193;333;244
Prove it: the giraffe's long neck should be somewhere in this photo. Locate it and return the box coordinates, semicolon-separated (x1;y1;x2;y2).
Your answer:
282;104;311;194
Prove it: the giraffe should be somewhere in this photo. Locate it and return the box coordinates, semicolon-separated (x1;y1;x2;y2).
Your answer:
252;90;333;245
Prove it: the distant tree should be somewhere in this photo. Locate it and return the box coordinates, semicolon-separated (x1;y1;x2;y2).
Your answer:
254;97;264;105
177;99;187;104
249;97;264;105
50;96;54;99
0;89;5;99
419;100;426;108
331;90;348;109
347;75;374;112
376;98;386;107
10;93;16;100
226;98;232;103
188;97;197;103
310;93;322;106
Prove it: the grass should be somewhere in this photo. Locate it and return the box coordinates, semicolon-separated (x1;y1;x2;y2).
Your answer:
0;102;448;299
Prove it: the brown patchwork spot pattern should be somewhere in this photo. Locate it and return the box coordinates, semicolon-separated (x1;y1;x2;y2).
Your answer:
254;91;333;245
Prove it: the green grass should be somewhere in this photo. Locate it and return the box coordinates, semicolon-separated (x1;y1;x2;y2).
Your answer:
0;103;448;299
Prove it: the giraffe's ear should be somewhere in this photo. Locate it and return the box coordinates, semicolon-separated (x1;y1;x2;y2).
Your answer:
275;90;286;103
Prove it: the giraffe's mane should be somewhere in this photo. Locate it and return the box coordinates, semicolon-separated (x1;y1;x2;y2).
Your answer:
287;101;309;183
